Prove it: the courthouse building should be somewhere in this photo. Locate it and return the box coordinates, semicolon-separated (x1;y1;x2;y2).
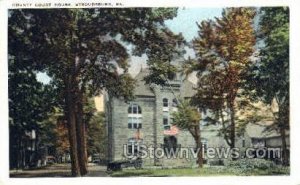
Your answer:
105;68;289;167
105;68;230;167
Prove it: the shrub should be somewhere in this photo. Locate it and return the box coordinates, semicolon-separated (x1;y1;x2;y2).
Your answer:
209;159;224;166
228;158;276;171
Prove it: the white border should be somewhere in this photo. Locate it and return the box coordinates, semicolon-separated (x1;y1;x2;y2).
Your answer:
1;0;299;185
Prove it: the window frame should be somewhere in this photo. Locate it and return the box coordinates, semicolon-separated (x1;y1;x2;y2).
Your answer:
163;98;169;107
128;104;142;114
128;103;142;130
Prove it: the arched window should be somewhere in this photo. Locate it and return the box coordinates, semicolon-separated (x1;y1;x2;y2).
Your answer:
128;104;142;129
163;98;169;107
128;104;142;114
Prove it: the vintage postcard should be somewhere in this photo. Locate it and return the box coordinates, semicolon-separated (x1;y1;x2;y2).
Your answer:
0;0;299;185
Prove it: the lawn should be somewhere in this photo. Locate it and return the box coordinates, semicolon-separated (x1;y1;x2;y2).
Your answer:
110;166;290;177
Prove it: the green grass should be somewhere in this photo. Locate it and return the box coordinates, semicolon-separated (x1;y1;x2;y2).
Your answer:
110;166;290;177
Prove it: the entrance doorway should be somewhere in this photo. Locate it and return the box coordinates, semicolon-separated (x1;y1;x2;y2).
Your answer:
163;136;178;155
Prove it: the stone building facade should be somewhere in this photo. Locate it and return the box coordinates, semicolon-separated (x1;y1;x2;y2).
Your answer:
105;68;289;167
105;68;230;167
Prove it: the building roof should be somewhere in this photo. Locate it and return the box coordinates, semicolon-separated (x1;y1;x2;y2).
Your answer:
134;69;155;96
181;79;197;97
133;68;196;97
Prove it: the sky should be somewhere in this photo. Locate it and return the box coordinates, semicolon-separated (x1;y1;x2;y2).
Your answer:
36;8;223;84
165;8;223;42
128;8;223;78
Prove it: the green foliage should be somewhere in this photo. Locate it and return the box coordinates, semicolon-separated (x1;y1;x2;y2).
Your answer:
110;165;289;177
8;8;184;100
185;8;256;147
39;111;60;148
8;53;57;131
243;7;289;165
171;99;201;130
144;60;178;85
228;158;276;171
189;7;256;106
172;99;204;167
84;98;107;157
39;109;70;157
149;8;178;21
8;8;184;174
245;7;289;107
243;7;289;154
87;112;107;157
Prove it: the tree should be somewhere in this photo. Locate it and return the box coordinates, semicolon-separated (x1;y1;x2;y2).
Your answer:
244;7;289;165
171;99;203;167
54;116;70;161
82;97;107;159
8;55;56;169
8;8;183;176
39;109;70;163
87;112;107;159
184;8;256;149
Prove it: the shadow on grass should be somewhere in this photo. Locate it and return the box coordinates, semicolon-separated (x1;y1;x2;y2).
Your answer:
10;172;71;178
110;170;155;177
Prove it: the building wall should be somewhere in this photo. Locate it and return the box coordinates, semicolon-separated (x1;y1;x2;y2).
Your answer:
109;96;156;164
265;135;290;148
106;77;271;167
107;85;232;167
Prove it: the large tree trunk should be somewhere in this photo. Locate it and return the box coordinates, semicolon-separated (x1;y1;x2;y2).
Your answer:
65;75;81;177
219;109;232;147
192;124;203;168
229;102;235;149
280;126;288;166
17;135;21;170
277;100;289;166
76;90;88;175
64;61;89;176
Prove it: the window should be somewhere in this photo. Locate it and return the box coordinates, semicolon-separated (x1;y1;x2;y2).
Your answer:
133;117;138;129
128;104;142;129
128;104;142;114
163;118;168;125
128;123;132;129
163;113;171;130
172;99;178;107
163;98;169;107
128;117;142;130
163;136;178;156
133;106;137;114
127;138;143;156
163;112;172;130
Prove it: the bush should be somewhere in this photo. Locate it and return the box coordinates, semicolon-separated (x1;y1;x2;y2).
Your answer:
208;159;289;175
228;158;276;170
209;159;224;166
